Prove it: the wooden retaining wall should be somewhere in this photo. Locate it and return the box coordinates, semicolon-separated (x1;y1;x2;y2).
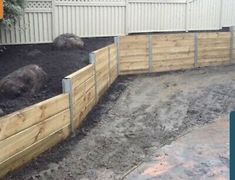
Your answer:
198;32;230;67
152;33;195;72
0;94;70;177
117;31;235;75
63;43;118;132
118;35;149;75
0;30;234;178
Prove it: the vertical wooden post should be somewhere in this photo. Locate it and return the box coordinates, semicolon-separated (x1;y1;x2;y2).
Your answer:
194;33;198;67
230;26;234;63
114;36;120;75
148;34;153;72
89;53;98;103
62;78;75;135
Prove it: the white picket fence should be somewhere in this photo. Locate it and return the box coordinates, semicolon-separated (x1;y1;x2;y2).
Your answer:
0;0;235;45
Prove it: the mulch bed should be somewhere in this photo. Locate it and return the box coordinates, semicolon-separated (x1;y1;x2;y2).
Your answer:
0;37;113;116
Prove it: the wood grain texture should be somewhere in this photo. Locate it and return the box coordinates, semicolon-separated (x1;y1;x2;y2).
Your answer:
0;94;69;141
0;125;70;178
0;109;70;163
198;32;230;64
66;64;94;89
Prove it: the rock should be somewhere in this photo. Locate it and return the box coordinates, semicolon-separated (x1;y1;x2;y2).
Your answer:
53;33;84;49
0;65;47;99
27;49;42;58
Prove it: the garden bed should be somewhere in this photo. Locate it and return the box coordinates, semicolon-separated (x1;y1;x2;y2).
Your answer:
0;37;113;116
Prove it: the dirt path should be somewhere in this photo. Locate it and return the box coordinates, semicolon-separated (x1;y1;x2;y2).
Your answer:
125;118;228;179
7;65;234;180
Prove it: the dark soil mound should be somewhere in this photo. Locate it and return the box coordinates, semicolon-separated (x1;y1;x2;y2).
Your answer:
0;37;113;116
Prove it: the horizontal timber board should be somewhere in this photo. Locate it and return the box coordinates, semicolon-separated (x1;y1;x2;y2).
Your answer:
96;66;109;81
152;64;194;73
152;46;194;54
0;125;70;178
95;60;109;71
73;75;95;103
0;109;70;163
97;73;110;93
119;43;148;50
74;98;96;129
197;46;230;51
120;69;149;75
95;51;109;64
110;67;118;84
198;58;230;63
66;64;94;89
119;48;148;57
152;34;194;41
74;87;96;119
153;60;194;67
119;35;148;43
120;61;149;71
152;40;194;47
197;61;230;67
120;55;148;63
152;52;194;61
0;94;69;141
198;32;230;39
198;53;230;59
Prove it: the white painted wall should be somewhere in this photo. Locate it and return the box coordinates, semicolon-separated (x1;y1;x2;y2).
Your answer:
0;0;234;45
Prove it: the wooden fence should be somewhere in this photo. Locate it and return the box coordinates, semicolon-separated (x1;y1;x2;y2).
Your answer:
0;31;234;178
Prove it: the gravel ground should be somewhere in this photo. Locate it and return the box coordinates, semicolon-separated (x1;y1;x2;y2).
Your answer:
6;65;235;180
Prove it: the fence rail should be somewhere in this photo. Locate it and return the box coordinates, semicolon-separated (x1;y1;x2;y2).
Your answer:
0;0;235;45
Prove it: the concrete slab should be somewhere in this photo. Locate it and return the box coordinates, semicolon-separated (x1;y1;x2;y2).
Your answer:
125;118;229;180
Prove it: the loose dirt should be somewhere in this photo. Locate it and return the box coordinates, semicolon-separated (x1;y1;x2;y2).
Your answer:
0;37;113;116
6;65;234;180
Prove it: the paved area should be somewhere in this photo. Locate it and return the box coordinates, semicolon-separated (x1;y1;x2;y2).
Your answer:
125;118;229;180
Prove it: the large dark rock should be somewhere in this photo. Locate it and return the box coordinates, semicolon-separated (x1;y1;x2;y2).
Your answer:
53;33;84;49
0;65;47;98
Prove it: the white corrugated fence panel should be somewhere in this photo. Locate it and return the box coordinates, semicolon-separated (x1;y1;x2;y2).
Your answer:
222;0;235;27
54;0;126;37
127;1;186;33
188;0;221;31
